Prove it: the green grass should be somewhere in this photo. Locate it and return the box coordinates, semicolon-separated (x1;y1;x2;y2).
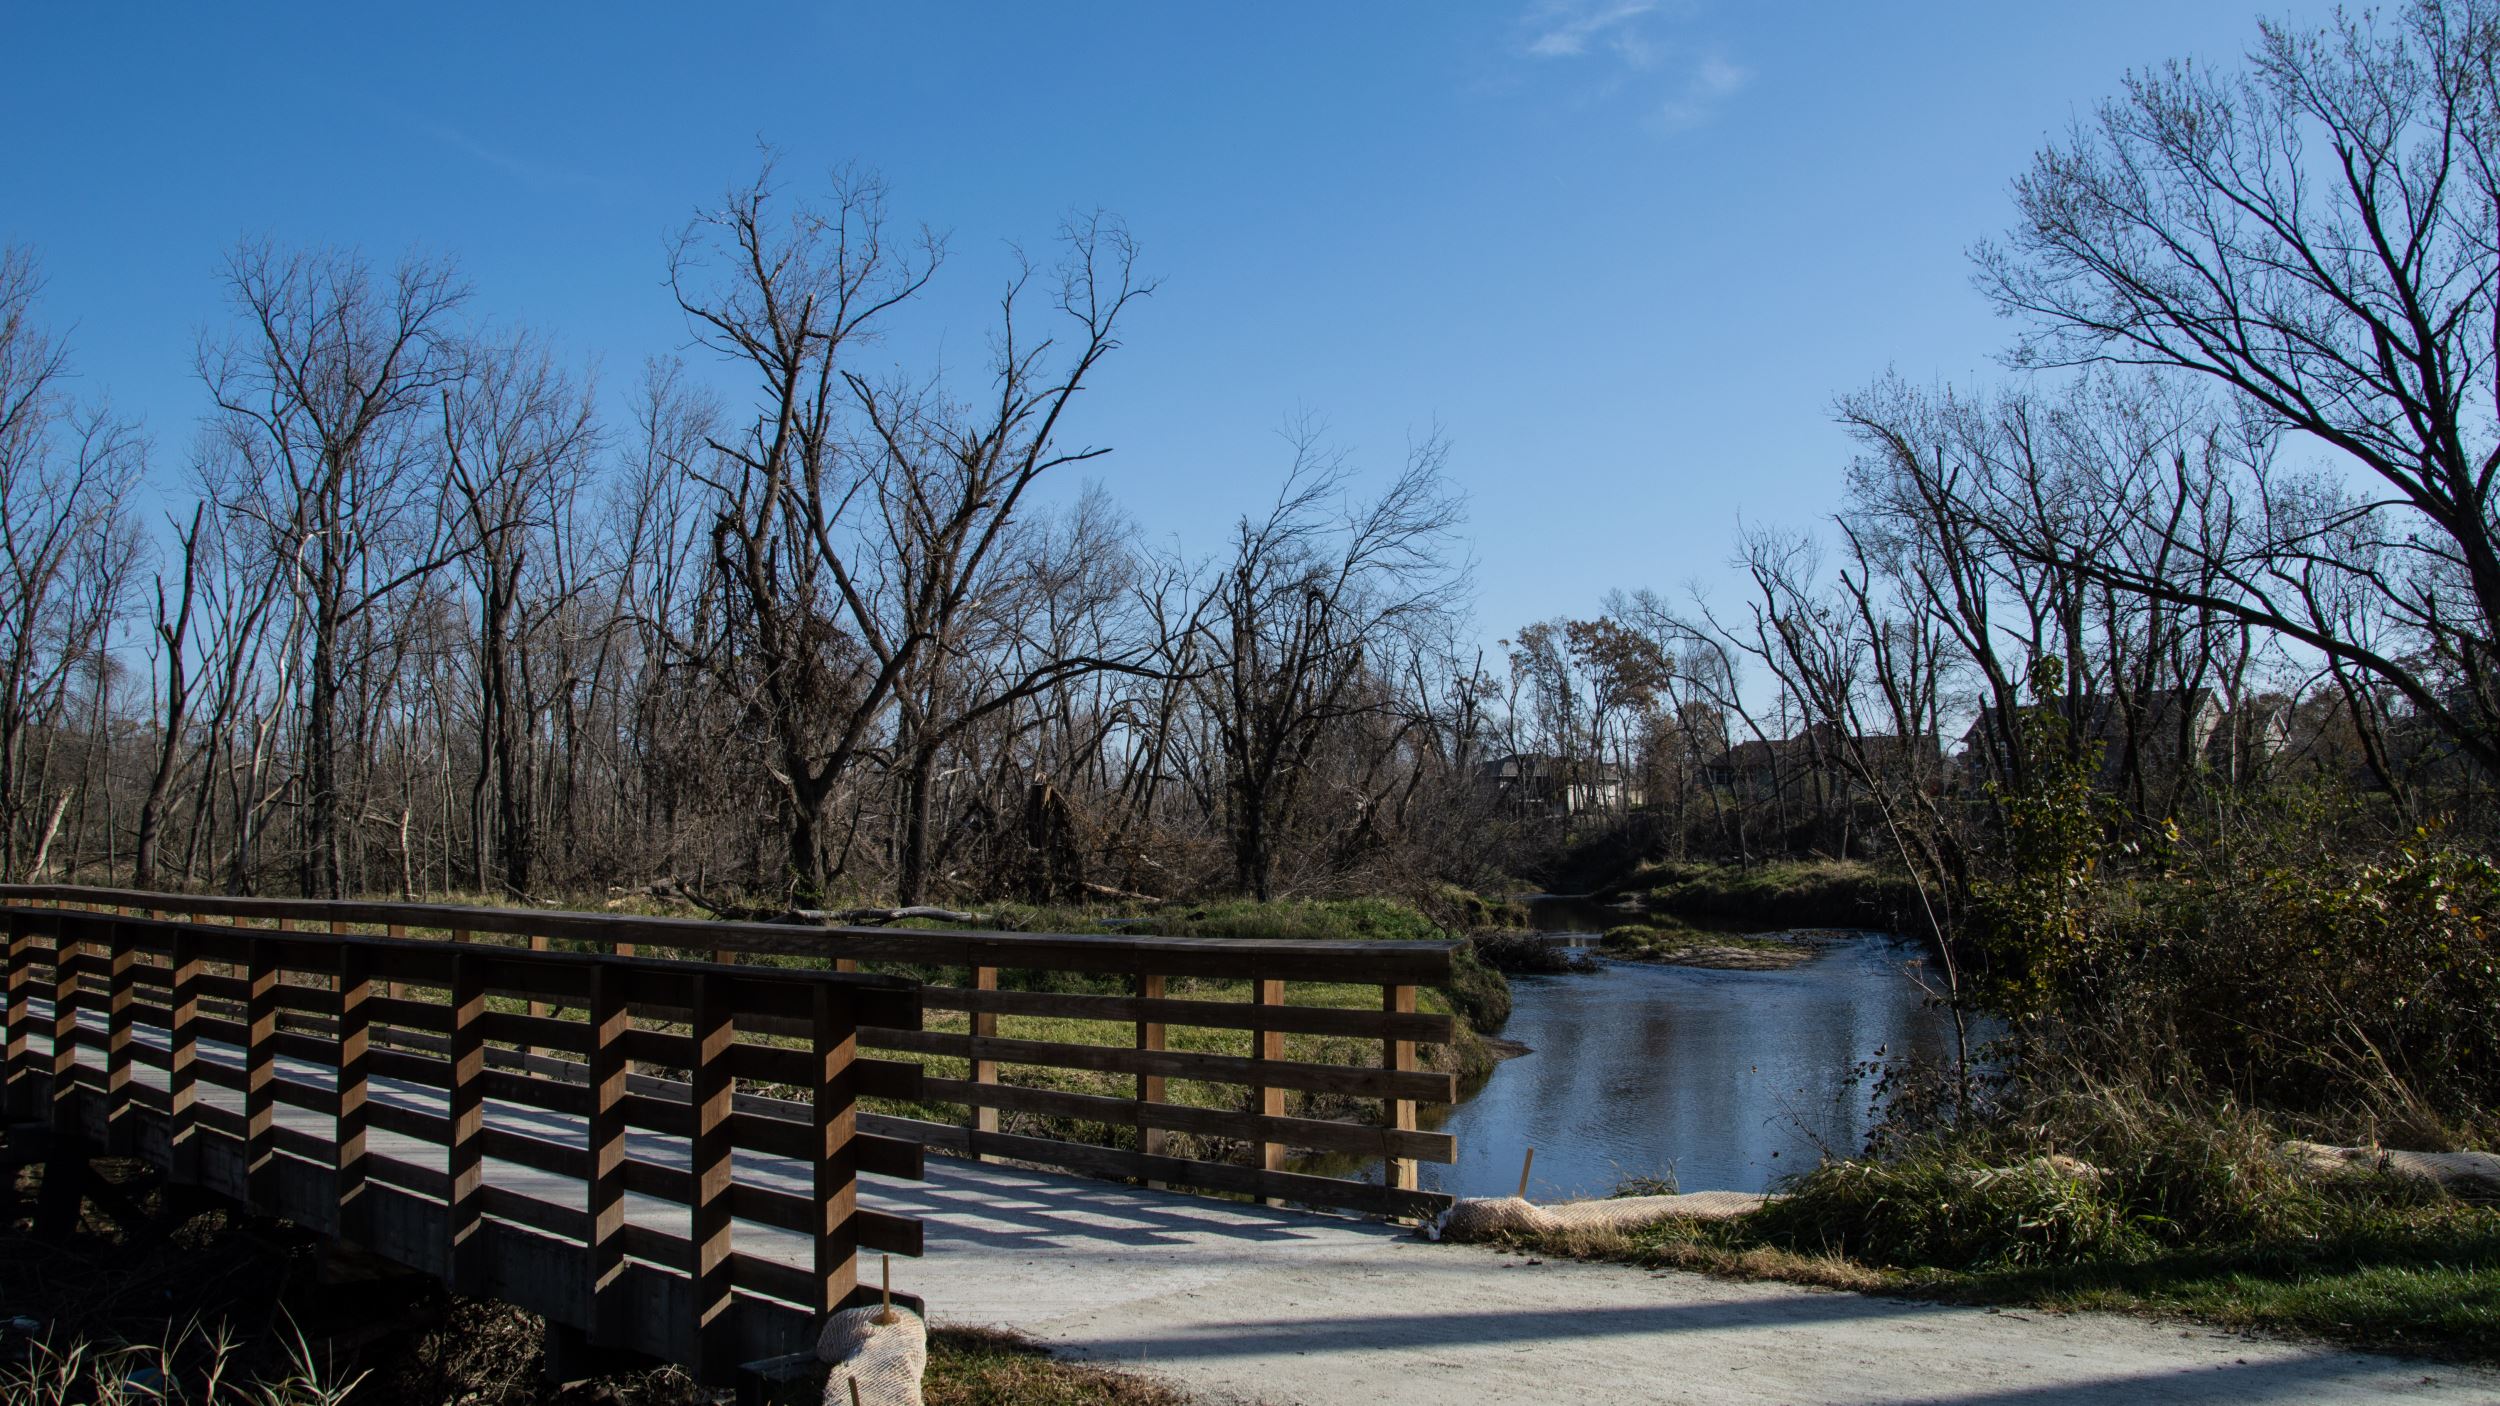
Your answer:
1613;858;1921;930
1507;1149;2500;1362
1596;923;1812;966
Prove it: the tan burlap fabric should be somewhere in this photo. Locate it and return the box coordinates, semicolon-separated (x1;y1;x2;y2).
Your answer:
817;1305;927;1406
2283;1141;2500;1199
1436;1191;1771;1243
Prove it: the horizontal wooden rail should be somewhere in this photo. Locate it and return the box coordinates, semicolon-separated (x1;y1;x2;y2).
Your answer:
0;901;923;1382
1;885;1463;1218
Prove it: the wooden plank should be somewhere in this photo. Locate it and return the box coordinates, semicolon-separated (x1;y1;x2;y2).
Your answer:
811;981;859;1312
337;944;373;1246
446;950;487;1290
915;1075;1453;1164
3;914;32;1120
167;929;202;1179
1385;984;1420;1196
105;925;139;1152
971;964;998;1158
1253;977;1286;1203
0;885;1459;984
243;936;279;1209
927;982;1455;1042
688;973;737;1375
586;961;628;1340
863;1028;1455;1103
1138;971;1166;1187
50;918;81;1138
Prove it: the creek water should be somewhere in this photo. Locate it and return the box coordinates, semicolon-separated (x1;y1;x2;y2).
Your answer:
1360;899;1963;1200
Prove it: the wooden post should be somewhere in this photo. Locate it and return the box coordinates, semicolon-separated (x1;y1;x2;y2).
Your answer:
103;925;137;1153
1253;976;1286;1204
1136;971;1166;1188
1385;984;1419;1198
243;936;279;1211
527;932;551;1059
5;912;35;1120
446;950;487;1290
49;915;82;1140
970;964;998;1158
810;981;861;1314
336;944;372;1246
585;962;630;1341
688;972;737;1373
167;929;201;1180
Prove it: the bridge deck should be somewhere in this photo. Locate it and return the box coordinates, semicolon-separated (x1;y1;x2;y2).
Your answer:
29;1007;2497;1404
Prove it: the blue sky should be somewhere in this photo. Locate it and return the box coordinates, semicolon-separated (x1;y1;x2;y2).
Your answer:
2;1;2335;640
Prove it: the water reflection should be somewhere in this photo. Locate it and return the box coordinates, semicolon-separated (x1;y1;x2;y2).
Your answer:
1420;938;1956;1199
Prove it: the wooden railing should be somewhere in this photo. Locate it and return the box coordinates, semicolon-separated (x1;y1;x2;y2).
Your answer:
1;885;1463;1218
1;897;925;1383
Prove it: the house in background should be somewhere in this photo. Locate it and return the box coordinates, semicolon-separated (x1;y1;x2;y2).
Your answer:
1476;753;1641;816
1956;688;2287;791
1705;723;1943;802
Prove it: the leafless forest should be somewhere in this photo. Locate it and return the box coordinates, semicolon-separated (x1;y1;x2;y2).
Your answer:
8;20;2500;920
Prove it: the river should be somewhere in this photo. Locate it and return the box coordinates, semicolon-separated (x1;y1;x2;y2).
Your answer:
1386;902;1962;1200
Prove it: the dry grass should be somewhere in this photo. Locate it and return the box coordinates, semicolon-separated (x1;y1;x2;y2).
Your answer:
923;1325;1199;1406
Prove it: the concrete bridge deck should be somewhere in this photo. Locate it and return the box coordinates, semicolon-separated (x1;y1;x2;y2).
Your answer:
29;1003;2500;1405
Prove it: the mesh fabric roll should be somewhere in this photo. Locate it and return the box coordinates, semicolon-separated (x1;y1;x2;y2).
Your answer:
818;1305;927;1406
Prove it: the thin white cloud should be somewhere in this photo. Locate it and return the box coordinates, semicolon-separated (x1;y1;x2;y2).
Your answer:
1513;1;1749;134
1523;0;1660;60
1656;52;1751;132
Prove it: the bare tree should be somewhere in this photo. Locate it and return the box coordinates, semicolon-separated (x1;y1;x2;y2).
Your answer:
1978;0;2500;780
441;328;597;894
202;241;469;894
1196;431;1466;901
0;246;145;879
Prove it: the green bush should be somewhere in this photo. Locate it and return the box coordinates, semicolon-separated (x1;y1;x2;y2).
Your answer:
1442;941;1513;1030
1599;924;1658;953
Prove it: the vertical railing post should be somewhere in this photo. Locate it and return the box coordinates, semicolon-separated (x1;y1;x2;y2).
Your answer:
1253;975;1286;1203
4;911;33;1121
336;944;372;1245
1136;970;1166;1187
50;913;83;1142
104;920;137;1153
970;963;998;1158
168;928;201;1182
447;950;486;1289
1384;984;1419;1200
688;972;736;1373
585;962;629;1341
810;981;860;1314
243;935;279;1210
527;933;551;1047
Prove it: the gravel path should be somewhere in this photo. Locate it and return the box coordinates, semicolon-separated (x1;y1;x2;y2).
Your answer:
888;1160;2500;1406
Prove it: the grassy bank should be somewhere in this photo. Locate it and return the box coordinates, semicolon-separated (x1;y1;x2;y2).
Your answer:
1611;859;1923;932
1498;1096;2500;1362
1595;923;1817;969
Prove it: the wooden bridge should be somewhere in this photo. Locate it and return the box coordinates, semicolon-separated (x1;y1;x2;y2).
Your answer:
0;886;1460;1386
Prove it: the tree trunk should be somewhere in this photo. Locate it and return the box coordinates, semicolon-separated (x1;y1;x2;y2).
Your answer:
895;748;937;908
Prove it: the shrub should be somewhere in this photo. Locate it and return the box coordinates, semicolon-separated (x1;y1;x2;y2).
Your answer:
1756;1155;2150;1271
1469;930;1595;975
1599;924;1658;953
